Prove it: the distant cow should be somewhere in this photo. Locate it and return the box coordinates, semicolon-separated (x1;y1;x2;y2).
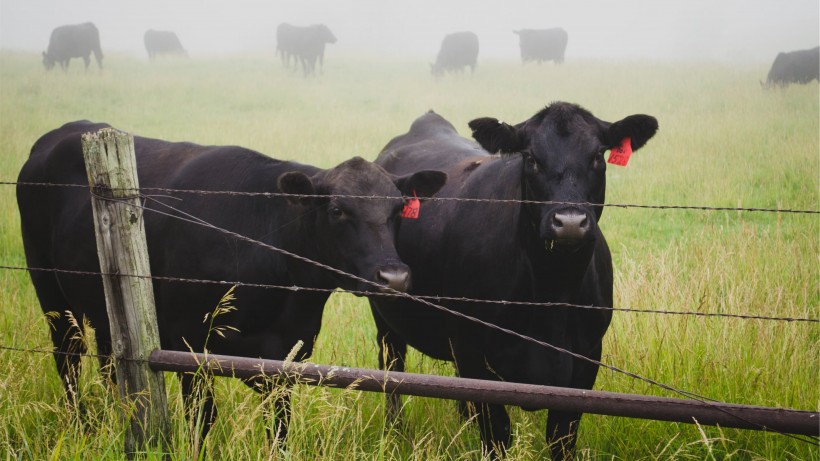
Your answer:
276;23;337;77
431;31;479;77
514;28;568;64
17;121;446;444
144;29;187;59
763;46;819;87
369;103;657;460
42;22;103;71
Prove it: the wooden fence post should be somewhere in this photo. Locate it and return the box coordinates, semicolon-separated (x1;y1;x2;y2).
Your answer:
82;128;170;457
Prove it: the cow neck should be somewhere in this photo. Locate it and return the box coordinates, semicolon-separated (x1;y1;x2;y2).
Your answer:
519;155;541;237
277;204;321;276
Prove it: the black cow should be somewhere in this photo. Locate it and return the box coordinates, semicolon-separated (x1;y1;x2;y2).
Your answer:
763;46;819;87
144;29;188;60
17;121;446;444
513;28;568;64
431;31;479;77
369;103;657;460
42;22;103;71
276;23;299;68
276;23;337;77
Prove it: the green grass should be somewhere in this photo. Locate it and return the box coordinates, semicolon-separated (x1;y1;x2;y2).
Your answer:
0;51;817;460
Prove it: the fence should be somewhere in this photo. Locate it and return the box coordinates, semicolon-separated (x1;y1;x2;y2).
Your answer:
2;128;818;456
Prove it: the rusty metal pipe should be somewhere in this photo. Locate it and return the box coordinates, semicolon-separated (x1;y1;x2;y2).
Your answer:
149;349;818;436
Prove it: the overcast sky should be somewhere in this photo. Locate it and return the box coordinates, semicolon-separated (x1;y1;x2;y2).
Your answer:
1;0;818;62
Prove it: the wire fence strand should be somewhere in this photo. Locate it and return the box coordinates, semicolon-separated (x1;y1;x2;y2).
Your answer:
126;195;818;419
5;180;820;215
3;181;818;443
2;265;816;324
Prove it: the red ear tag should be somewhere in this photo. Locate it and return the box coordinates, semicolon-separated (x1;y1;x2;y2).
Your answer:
608;137;632;166
400;190;420;219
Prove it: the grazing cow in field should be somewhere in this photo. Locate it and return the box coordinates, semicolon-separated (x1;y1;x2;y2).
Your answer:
276;23;299;68
42;22;103;71
17;120;446;444
763;46;819;87
276;23;337;77
369;103;658;460
514;28;568;64
144;29;187;59
431;31;479;77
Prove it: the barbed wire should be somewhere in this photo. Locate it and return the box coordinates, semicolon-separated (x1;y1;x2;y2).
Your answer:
5;180;819;215
2;265;816;324
111;195;820;411
3;184;818;441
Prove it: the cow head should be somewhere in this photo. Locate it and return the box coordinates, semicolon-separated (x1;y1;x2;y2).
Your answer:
278;156;445;293
42;51;55;70
469;102;657;252
315;24;337;44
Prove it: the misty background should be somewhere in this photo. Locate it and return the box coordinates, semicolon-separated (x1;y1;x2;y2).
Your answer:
1;0;818;63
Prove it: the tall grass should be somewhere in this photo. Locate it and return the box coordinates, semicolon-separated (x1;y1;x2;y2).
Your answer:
0;51;817;460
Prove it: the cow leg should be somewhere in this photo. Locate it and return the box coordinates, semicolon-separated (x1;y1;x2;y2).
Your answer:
453;354;511;458
49;310;85;405
242;375;292;445
456;400;510;460
83;55;90;71
545;410;580;461
179;371;217;451
28;270;84;405
545;342;603;461
371;306;407;426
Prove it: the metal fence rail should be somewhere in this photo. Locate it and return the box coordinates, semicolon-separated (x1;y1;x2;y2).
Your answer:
149;349;820;437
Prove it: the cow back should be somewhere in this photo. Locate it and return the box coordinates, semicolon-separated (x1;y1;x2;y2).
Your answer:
47;23;101;60
433;31;479;73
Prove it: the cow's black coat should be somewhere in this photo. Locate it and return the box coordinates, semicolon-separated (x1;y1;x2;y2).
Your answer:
42;22;103;71
764;46;819;87
17;120;445;443
144;29;187;59
369;103;657;460
276;23;337;77
513;28;568;64
431;31;479;77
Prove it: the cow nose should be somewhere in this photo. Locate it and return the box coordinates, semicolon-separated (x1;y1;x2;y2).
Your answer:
377;267;411;293
551;210;590;241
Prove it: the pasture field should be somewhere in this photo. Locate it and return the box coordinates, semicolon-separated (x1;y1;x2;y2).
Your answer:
0;51;817;460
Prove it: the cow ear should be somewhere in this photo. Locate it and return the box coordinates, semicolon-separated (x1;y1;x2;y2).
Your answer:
468;117;526;154
394;170;447;199
278;171;315;205
607;114;658;151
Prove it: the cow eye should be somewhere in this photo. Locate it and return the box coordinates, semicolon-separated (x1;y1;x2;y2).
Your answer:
523;152;538;169
592;150;606;169
328;206;344;218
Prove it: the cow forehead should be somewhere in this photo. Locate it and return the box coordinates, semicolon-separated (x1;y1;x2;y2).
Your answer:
526;103;604;148
532;103;601;136
322;158;401;198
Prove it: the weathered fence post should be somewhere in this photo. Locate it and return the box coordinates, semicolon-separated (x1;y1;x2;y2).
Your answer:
82;128;170;457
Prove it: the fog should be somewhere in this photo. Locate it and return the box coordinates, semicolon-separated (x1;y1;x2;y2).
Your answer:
1;0;818;62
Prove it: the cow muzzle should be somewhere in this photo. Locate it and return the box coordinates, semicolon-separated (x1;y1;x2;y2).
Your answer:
544;208;593;252
376;266;411;293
